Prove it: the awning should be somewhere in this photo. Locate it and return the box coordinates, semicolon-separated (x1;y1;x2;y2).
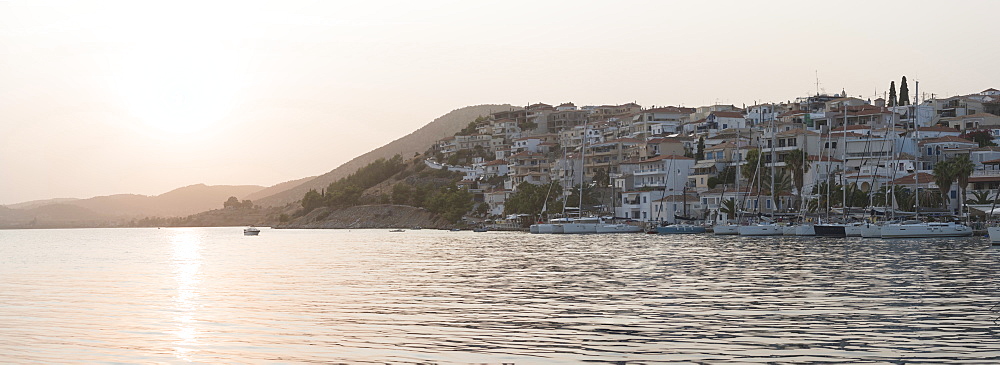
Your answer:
693;161;716;169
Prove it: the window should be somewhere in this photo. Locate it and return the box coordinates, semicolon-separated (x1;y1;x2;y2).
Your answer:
779;139;786;147
927;147;933;155
788;138;797;146
642;196;647;203
832;142;837;148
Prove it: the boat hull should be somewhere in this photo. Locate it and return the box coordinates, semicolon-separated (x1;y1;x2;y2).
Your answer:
562;223;598;234
657;225;707;234
782;225;797;235
845;224;863;237
794;224;816;236
712;225;739;235
880;223;973;238
529;224;539;234
596;224;643;233
814;224;846;238
737;225;783;236
860;223;882;238
988;227;1000;244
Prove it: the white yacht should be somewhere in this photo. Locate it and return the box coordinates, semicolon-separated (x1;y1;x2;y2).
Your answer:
597;223;643;233
859;222;882;238
562;217;600;234
794;224;816;236
712;224;740;235
737;223;783;236
845;222;865;237
987;226;1000;244
244;226;260;236
880;220;973;238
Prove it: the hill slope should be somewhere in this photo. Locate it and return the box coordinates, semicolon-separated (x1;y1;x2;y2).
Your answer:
254;104;516;207
2;184;266;223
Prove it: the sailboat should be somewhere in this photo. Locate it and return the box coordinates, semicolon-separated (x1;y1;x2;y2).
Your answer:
879;89;972;239
738;109;782;236
713;127;743;235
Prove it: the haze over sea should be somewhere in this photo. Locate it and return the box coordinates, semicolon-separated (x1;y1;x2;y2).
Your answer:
1;228;999;363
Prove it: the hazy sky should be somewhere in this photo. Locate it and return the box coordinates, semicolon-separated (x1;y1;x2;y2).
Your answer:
2;0;998;204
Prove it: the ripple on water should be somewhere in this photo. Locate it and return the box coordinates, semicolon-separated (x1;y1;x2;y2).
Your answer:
0;228;998;363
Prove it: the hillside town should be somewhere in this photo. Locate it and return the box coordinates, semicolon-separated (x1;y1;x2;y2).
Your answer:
425;83;1000;227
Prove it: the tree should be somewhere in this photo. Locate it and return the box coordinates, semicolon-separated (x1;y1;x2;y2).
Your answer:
783;149;811;209
888;81;897;107
592;168;610;188
223;196;240;209
932;159;956;205
952;154;975;215
719;198;737;217
301;189;324;214
741;149;762;182
696;137;705;161
898;76;910;106
960;130;998;147
971;190;994;205
504;182;563;217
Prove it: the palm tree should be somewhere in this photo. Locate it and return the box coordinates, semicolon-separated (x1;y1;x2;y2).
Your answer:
970;190;994;205
741;149;761;182
951;155;975;216
932;159;956;205
783;149;811;210
719;198;738;222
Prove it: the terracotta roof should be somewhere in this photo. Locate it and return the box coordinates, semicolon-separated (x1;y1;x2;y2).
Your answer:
705;141;738;151
917;136;977;146
888;172;936;185
711;111;745;119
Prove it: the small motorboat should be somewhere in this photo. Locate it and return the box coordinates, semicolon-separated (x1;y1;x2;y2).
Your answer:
244;226;260;236
472;227;488;232
389;229;405;232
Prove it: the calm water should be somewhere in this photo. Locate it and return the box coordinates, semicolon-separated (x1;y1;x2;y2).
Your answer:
1;228;999;364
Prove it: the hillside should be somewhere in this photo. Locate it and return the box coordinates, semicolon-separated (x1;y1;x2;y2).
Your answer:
0;184;266;227
254;104;516;207
243;176;315;202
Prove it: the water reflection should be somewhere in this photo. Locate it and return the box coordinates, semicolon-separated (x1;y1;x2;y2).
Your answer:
170;229;201;361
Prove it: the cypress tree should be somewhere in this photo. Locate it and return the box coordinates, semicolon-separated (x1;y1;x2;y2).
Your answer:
888;81;897;107
898;76;910;106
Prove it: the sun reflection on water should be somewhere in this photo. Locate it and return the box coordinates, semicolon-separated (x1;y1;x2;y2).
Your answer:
170;229;202;361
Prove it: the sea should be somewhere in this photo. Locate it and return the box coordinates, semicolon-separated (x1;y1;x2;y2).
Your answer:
1;227;999;364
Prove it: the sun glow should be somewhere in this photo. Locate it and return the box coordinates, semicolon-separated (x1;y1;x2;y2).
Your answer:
101;5;251;137
112;44;245;136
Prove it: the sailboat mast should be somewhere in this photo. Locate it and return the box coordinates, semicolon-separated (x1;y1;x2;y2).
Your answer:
842;103;848;222
770;103;777;216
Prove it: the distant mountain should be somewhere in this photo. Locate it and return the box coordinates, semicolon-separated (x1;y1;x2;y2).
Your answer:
6;197;81;210
2;184;266;224
254;104;517;207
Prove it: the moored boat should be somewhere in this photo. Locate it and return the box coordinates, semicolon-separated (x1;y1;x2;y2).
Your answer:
880;220;973;238
860;222;882;238
244;226;260;236
737;223;783;236
814;224;846;238
712;224;739;235
656;224;707;234
988;226;1000;244
596;223;643;233
794;223;816;236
